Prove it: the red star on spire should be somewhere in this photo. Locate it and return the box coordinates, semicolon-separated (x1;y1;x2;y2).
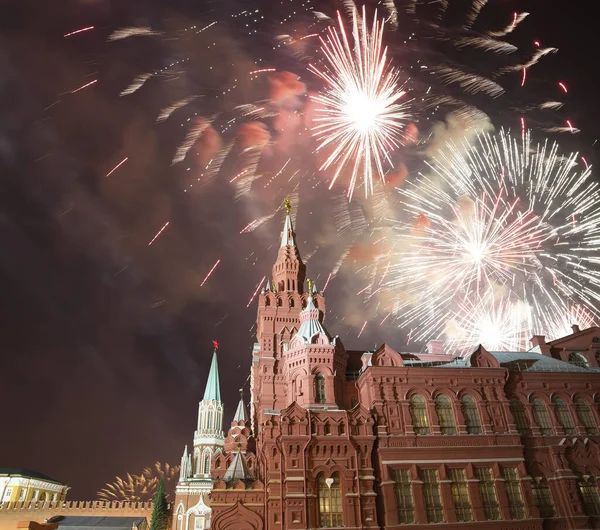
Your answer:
212;339;220;351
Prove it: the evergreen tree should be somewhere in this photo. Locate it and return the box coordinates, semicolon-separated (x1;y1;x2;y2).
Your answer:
149;479;169;530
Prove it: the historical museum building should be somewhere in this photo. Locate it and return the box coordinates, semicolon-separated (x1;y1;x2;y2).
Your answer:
173;205;600;530
0;470;69;505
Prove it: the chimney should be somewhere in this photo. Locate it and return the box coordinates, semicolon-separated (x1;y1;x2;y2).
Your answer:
572;324;581;334
530;335;552;357
426;340;444;355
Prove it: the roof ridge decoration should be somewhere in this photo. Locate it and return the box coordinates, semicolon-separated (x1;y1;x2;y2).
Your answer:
371;343;404;368
467;344;501;368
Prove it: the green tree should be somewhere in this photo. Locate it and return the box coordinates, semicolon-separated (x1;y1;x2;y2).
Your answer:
149;479;169;530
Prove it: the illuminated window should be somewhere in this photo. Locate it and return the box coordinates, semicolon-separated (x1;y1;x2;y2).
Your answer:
4;488;12;500
317;474;343;528
204;454;211;474
449;468;472;522
554;398;575;434
461;395;481;434
569;352;589;368
532;398;552;435
410;395;430;435
393;469;414;524
421;469;444;523
435;395;456;435
18;488;25;501
510;399;529;435
476;468;500;520
207;410;213;430
576;398;598;435
315;374;326;404
503;468;525;519
579;478;600;516
532;478;555;518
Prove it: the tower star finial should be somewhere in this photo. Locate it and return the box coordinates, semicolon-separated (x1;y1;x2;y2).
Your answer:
307;278;313;293
284;197;291;215
212;339;219;352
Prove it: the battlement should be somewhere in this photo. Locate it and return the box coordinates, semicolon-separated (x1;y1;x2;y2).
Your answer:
0;501;164;530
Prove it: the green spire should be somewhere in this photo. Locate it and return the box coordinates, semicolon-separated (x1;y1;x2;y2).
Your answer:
203;341;221;402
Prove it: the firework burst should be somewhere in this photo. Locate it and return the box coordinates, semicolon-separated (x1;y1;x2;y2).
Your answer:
97;462;180;502
378;129;599;349
309;8;410;198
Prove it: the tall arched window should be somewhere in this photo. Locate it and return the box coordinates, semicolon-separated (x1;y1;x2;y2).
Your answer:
531;478;555;518
569;352;589;368
462;395;482;434
410;394;430;435
576;398;598;435
206;409;213;431
510;399;529;435
203;454;211;474
315;374;326;404
554;398;575;434
532;398;552;435
579;477;600;516
435;395;456;435
317;474;343;528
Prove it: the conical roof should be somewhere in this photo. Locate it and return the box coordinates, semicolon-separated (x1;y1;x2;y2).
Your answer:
223;451;252;482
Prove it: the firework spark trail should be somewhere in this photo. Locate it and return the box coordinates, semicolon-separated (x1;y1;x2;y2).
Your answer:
357;320;368;338
70;79;97;94
499;47;558;74
464;0;489;29
309;8;410;199
378;129;599;349
106;157;128;177
200;259;221;286
487;12;529;37
157;96;200;122
455;37;517;54
148;222;170;246
322;272;333;292
108;27;160;41
120;74;153;96
172;119;212;165
247;276;267;307
64;26;94;37
435;67;504;97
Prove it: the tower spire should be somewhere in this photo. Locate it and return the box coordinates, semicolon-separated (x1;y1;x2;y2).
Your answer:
280;198;297;248
203;340;221;402
233;388;248;423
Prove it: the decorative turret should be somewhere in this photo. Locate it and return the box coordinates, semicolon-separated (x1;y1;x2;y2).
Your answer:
223;449;253;483
179;445;192;481
224;389;254;454
295;279;331;345
272;198;306;293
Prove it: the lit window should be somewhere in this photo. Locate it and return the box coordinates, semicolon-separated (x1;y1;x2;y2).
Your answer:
532;398;552;435
449;468;472;522
204;454;210;474
569;352;589;368
576;398;598;435
317;474;343;528
435;395;456;435
554;398;575;434
510;399;529;435
410;395;430;435
421;469;444;523
18;489;25;501
393;469;414;524
475;468;500;520
461;395;482;434
503;468;525;519
532;478;555;518
579;478;600;516
4;488;13;500
315;374;326;404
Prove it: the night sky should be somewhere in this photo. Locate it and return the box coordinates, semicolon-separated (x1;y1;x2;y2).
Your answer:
0;0;598;499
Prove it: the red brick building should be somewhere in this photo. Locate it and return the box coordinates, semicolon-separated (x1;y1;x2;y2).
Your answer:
174;206;600;530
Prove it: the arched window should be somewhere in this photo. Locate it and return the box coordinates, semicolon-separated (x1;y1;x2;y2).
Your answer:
203;454;210;474
578;477;600;516
207;410;213;431
510;399;529;435
532;478;555;518
554;398;575;434
569;352;589;368
461;395;482;434
576;398;598;435
596;350;600;366
277;297;283;307
410;394;430;435
315;374;326;404
435;395;456;435
317;474;343;528
324;422;331;435
290;298;295;308
532;398;552;435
